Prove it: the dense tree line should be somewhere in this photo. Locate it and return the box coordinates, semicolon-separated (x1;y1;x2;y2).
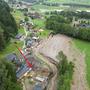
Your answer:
57;51;74;90
0;59;22;90
45;11;90;19
46;15;90;41
0;0;18;50
63;3;90;8
22;0;37;3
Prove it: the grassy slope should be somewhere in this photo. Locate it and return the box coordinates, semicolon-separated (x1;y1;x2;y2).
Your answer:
0;10;25;59
73;39;90;87
0;41;23;59
33;19;45;28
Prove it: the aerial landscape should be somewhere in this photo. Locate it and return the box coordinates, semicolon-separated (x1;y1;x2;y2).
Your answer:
0;0;90;90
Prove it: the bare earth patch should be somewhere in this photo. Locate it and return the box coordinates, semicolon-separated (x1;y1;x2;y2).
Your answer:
34;34;89;90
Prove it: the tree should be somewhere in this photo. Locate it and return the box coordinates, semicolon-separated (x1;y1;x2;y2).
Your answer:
0;59;22;90
0;26;5;50
0;0;18;50
24;17;29;22
46;14;90;41
57;51;74;90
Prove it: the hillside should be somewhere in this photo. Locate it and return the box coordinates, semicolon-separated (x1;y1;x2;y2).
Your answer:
0;0;18;50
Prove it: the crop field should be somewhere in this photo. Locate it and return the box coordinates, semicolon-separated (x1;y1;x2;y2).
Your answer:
31;4;90;13
47;0;90;4
31;4;63;11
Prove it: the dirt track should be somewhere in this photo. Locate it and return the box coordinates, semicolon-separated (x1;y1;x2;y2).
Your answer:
34;34;88;90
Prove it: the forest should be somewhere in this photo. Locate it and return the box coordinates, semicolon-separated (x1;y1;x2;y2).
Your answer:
0;0;18;51
46;12;90;41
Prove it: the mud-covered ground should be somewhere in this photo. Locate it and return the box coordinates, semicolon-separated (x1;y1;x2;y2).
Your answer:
34;34;88;90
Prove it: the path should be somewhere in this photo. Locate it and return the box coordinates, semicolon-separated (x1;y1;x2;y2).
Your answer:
34;34;88;90
23;26;28;49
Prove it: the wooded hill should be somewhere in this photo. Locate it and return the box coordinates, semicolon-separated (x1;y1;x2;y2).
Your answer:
0;0;18;51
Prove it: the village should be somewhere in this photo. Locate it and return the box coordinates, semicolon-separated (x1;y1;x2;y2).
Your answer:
2;0;90;90
4;1;53;90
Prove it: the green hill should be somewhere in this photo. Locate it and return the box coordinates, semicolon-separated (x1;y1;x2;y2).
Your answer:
0;0;18;51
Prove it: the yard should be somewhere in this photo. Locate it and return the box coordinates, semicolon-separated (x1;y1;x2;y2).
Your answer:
74;39;90;87
0;41;23;59
32;18;45;29
37;29;51;38
32;18;51;38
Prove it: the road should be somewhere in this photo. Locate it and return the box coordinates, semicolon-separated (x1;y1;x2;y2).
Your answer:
23;25;28;49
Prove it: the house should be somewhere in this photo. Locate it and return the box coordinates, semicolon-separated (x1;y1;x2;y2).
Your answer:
26;22;34;30
34;83;43;90
79;24;90;28
26;40;33;47
15;34;23;39
32;36;39;42
35;77;46;82
28;12;41;19
6;53;22;66
16;64;32;79
34;76;48;89
6;53;19;62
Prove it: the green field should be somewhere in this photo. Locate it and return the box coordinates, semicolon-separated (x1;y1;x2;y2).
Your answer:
12;10;24;23
37;29;51;38
47;0;90;4
18;27;25;34
33;18;45;28
32;18;51;38
0;27;24;58
31;4;90;13
74;39;90;87
31;4;62;11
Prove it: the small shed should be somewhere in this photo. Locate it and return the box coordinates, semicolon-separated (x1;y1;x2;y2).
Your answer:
80;24;90;28
15;34;23;39
6;53;18;62
27;40;33;47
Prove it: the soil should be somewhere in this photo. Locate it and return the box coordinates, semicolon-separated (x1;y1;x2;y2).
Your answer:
34;34;89;90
